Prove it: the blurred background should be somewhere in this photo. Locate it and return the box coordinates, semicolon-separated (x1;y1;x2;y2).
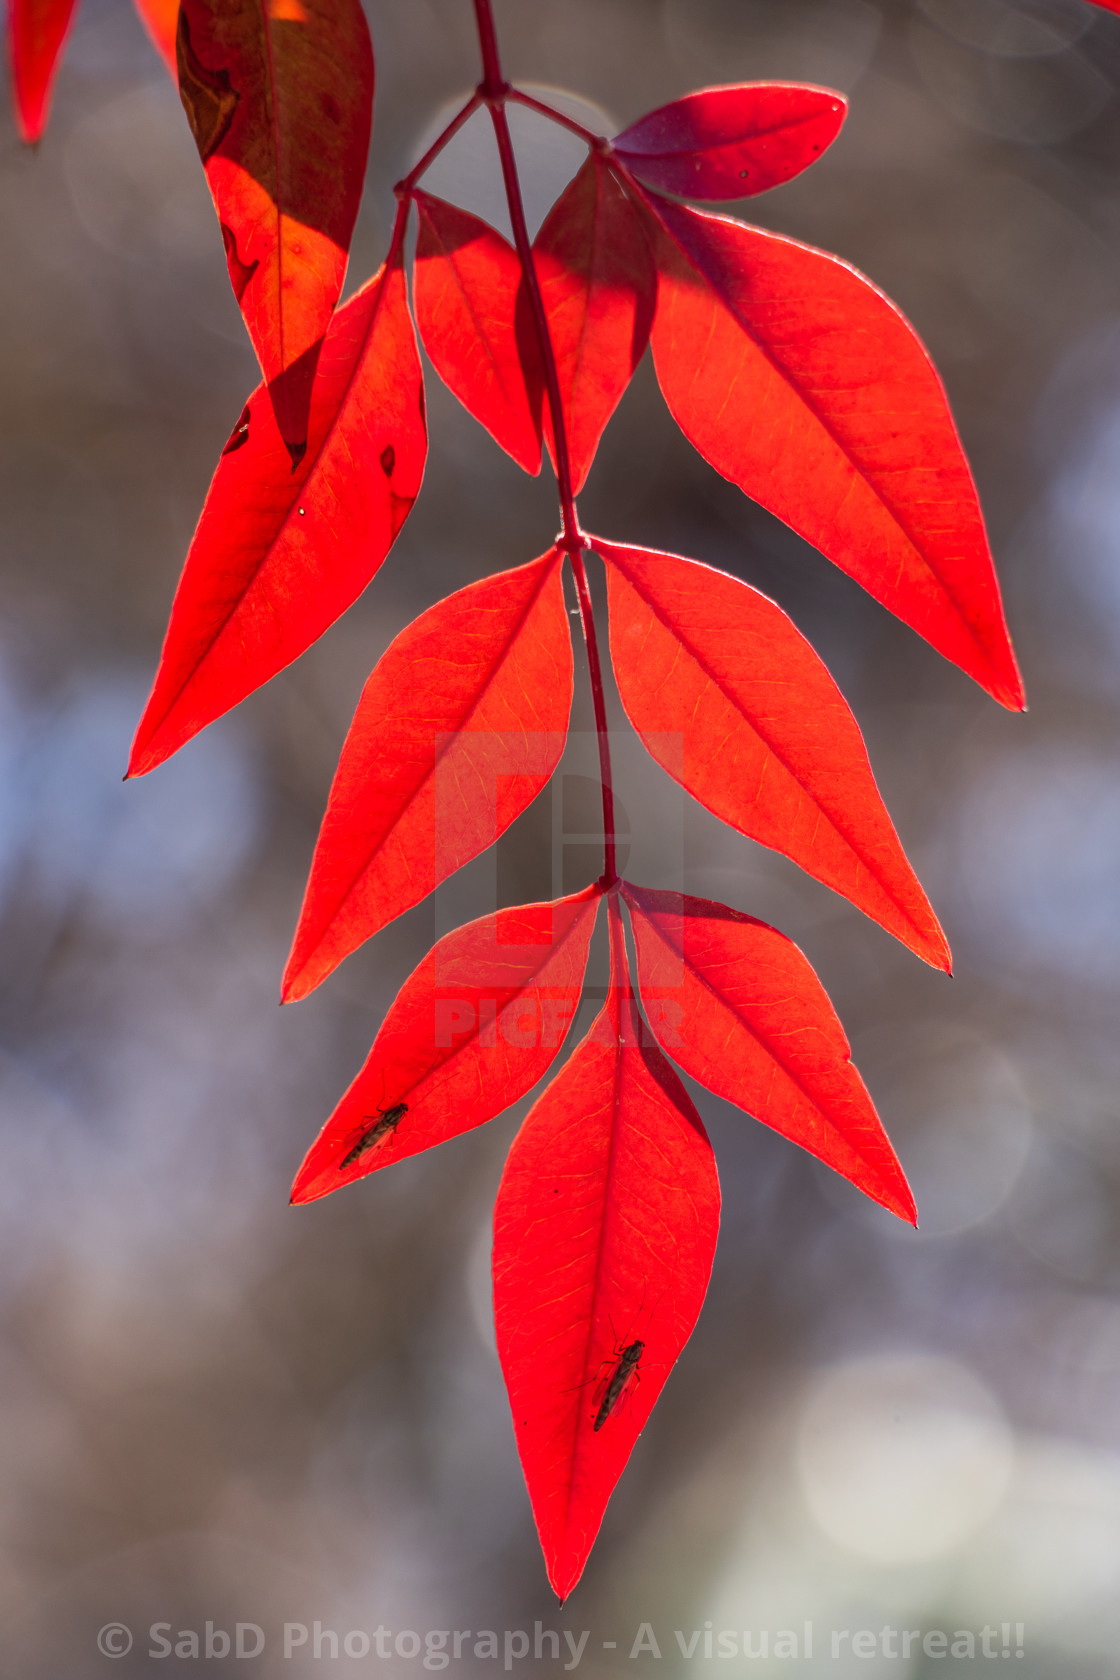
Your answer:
2;0;1120;1671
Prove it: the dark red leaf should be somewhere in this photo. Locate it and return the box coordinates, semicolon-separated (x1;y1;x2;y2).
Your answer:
129;252;425;778
493;898;719;1602
527;154;656;493
614;82;846;200
132;0;178;73
7;0;79;142
176;0;373;459
642;195;1025;711
623;883;915;1222
291;886;601;1204
282;550;574;1002
412;191;542;475
597;537;950;971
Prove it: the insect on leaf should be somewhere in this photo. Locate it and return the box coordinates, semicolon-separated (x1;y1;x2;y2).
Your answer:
623;883;915;1222
7;0;80;142
413;191;543;475
493;899;720;1602
613;82;846;201
128;250;425;778
291;886;601;1203
132;0;179;74
526;154;656;493
282;549;574;1002
597;537;950;971
641;194;1025;710
176;0;373;461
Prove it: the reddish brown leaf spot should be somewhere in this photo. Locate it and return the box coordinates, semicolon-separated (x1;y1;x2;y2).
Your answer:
379;444;395;476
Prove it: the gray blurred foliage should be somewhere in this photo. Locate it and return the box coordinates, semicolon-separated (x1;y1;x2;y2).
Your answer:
3;0;1120;1672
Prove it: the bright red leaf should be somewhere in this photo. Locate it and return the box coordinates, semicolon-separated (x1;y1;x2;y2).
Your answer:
641;194;1025;710
613;82;846;201
623;883;915;1222
493;899;719;1602
527;154;656;493
412;191;542;475
597;537;950;970
132;0;178;73
176;0;373;461
129;251;425;778
283;550;574;1002
291;886;601;1203
7;0;79;142
1088;0;1120;11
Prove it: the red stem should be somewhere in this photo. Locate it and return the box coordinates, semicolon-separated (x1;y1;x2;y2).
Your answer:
471;0;619;886
395;93;484;198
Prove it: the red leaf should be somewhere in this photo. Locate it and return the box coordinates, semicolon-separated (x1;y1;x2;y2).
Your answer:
291;887;601;1204
642;196;1025;710
176;0;373;460
282;550;574;1002
7;0;79;142
623;883;915;1222
527;155;656;493
412;191;542;475
129;252;425;778
598;537;950;971
614;82;846;201
493;899;719;1602
132;0;178;73
1088;1;1120;11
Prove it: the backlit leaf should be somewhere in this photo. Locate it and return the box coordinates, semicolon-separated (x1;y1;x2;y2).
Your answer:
129;251;425;777
643;194;1025;710
623;883;915;1222
493;899;719;1602
598;537;950;970
413;190;542;475
283;550;574;1002
176;0;373;460
132;0;178;73
291;886;601;1204
528;154;656;492
7;0;79;141
614;82;846;200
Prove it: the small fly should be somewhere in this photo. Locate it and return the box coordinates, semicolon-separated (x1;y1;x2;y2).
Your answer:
593;1337;644;1431
339;1103;407;1170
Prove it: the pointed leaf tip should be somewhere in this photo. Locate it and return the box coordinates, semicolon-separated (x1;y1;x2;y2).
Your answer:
8;0;80;142
290;886;601;1204
614;81;847;201
597;537;951;972
641;195;1024;709
623;883;917;1223
129;254;425;778
494;904;719;1599
282;550;574;1000
176;0;373;452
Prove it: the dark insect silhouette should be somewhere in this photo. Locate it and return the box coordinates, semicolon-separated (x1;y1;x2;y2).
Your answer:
339;1103;407;1170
